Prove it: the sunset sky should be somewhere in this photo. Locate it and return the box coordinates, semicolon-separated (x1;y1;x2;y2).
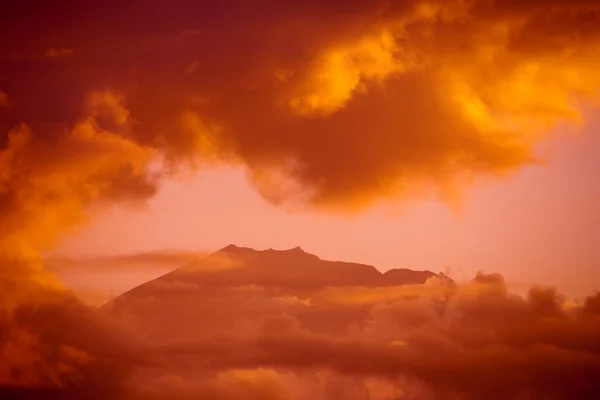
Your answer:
2;1;597;300
54;114;600;299
2;1;600;398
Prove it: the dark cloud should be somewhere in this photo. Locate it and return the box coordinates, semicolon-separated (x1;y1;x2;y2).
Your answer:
2;0;600;210
0;288;145;399
93;248;600;399
132;272;600;399
3;246;600;399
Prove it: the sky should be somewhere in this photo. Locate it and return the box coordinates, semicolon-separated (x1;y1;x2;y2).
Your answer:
54;115;600;299
0;0;598;298
2;1;600;398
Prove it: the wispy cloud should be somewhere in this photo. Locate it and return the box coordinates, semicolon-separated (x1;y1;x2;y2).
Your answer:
45;249;209;272
43;48;74;59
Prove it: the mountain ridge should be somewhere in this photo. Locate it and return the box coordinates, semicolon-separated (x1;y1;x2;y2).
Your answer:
211;243;448;283
102;244;458;343
104;244;455;311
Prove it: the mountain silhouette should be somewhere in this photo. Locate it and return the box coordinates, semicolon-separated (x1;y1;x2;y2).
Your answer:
103;245;455;342
106;244;452;304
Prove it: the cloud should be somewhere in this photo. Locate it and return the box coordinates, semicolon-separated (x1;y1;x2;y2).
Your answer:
0;93;155;293
45;250;212;273
129;272;600;399
2;0;600;211
3;250;600;399
43;48;74;59
0;89;157;396
0;288;144;398
45;250;242;306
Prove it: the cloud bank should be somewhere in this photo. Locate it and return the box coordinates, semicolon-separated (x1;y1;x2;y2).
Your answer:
106;265;600;400
2;248;600;399
3;0;600;212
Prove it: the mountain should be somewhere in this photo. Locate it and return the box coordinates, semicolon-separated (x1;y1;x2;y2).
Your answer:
114;244;447;295
102;245;454;342
105;244;451;312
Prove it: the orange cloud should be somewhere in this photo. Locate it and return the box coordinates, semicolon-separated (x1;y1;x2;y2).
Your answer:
288;30;409;116
2;1;600;212
0;93;155;303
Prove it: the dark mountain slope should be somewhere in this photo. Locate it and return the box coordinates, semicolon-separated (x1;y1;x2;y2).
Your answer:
102;245;454;341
